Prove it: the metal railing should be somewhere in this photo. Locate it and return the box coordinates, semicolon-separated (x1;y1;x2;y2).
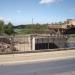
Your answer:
0;34;73;54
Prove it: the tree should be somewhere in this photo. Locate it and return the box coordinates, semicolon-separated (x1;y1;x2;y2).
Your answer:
4;22;15;35
0;20;4;35
58;21;63;25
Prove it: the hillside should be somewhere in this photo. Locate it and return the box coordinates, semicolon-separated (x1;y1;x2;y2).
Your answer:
14;24;49;34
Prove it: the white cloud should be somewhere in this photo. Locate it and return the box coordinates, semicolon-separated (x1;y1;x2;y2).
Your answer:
0;17;4;20
39;0;62;4
0;16;12;24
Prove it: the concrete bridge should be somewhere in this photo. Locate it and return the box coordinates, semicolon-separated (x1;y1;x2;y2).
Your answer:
31;34;67;50
31;19;75;50
48;19;75;35
0;34;68;52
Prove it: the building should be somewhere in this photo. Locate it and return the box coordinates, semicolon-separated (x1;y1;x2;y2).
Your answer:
48;19;75;35
65;19;75;26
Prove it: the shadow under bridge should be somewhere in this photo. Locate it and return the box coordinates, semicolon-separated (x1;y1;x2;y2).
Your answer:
35;42;58;50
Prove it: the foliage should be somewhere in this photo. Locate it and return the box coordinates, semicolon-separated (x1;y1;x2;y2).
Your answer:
0;20;4;34
4;22;15;35
14;24;49;34
0;20;49;35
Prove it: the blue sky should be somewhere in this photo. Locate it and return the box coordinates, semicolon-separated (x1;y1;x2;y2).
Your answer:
0;0;75;25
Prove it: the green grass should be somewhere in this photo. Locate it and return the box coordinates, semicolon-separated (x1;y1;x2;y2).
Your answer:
14;25;49;34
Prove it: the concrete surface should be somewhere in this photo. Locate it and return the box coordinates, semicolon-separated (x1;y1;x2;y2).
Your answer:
0;50;75;65
0;58;75;75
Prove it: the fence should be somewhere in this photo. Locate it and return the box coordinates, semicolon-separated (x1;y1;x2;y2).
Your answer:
0;35;32;54
0;34;69;54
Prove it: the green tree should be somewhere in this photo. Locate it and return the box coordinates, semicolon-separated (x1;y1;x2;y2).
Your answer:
4;22;15;35
58;21;64;25
0;20;4;34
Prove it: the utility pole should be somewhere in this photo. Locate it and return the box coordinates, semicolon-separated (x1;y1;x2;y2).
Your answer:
32;18;34;34
32;18;33;25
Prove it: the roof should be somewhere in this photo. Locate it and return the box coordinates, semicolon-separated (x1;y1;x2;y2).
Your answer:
48;25;67;29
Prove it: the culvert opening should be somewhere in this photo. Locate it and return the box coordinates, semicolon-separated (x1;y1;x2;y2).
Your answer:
35;43;58;50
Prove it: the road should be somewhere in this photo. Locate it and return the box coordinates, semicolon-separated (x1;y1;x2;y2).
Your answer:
0;58;75;75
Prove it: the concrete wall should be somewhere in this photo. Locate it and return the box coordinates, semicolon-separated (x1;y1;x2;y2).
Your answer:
14;36;32;52
32;35;67;50
0;35;67;52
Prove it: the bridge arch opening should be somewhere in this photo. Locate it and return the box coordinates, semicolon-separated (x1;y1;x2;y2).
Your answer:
35;43;58;50
64;27;75;34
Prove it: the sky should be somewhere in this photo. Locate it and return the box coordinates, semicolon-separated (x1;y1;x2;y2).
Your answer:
0;0;75;25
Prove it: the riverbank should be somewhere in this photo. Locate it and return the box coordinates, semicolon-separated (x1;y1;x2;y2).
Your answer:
0;50;75;65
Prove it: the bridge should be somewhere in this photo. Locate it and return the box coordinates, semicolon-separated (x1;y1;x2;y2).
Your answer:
48;19;75;35
31;34;67;50
31;19;75;50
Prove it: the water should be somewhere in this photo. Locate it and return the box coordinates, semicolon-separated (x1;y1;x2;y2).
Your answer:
66;42;75;48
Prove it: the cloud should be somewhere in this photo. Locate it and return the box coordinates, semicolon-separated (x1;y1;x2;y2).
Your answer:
0;16;12;24
0;17;4;20
39;0;62;4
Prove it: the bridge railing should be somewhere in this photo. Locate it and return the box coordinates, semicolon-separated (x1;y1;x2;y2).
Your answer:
0;34;72;54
